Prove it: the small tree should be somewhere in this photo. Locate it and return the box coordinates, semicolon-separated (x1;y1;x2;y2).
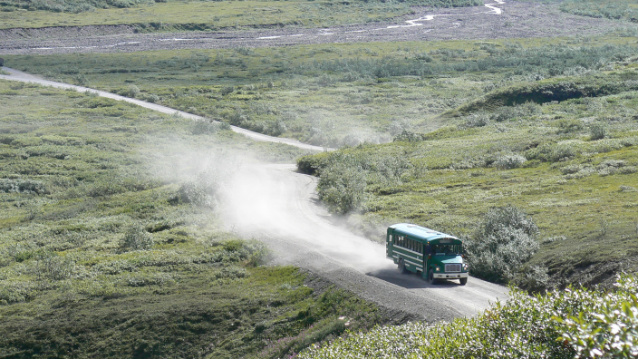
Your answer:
465;205;539;283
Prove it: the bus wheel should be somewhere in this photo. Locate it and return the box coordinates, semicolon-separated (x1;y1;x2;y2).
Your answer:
398;259;408;274
460;278;467;285
427;269;436;284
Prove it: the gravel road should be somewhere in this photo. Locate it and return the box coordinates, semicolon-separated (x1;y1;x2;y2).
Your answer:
0;67;508;321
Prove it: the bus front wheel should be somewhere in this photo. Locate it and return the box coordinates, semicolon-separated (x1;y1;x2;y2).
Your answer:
398;259;408;274
427;269;436;284
460;278;467;285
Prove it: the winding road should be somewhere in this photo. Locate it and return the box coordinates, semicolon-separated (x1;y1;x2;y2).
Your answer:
0;66;508;321
0;0;524;321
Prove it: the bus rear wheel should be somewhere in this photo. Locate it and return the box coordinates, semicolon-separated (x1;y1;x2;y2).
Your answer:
460;278;467;285
398;259;409;274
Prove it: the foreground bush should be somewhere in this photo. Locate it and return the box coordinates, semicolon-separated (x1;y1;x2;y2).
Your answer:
299;273;638;359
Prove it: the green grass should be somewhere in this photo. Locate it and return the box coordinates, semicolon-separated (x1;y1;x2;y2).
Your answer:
560;0;638;22
0;81;385;358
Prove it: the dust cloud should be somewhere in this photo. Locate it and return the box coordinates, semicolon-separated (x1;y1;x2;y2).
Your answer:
217;161;395;274
144;137;394;275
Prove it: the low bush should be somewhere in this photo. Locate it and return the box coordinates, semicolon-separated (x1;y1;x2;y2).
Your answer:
590;122;608;140
465;205;539;283
493;154;527;169
118;224;154;252
526;142;578;162
0;178;48;195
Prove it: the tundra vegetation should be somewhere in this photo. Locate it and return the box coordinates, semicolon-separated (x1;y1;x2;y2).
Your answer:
3;0;638;357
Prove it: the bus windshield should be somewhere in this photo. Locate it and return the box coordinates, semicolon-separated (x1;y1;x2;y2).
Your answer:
432;244;462;256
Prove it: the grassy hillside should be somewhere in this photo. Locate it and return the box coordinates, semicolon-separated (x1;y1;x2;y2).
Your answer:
0;80;388;358
560;0;638;22
296;64;638;290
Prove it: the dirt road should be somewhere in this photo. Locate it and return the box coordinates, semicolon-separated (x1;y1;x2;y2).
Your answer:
0;67;325;152
0;0;521;320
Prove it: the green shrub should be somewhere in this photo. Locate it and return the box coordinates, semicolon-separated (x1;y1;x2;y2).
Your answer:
527;142;578;162
34;252;76;281
461;113;489;129
493;154;527;169
556;118;584;134
171;171;219;208
297;152;331;175
590;122;608;140
465;205;539;283
0;179;48;195
317;160;367;215
119;224;154;252
124;84;141;98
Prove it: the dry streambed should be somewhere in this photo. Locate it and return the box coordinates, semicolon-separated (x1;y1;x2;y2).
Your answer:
0;1;625;55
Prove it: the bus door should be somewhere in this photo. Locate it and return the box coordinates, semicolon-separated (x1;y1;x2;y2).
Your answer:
423;242;432;279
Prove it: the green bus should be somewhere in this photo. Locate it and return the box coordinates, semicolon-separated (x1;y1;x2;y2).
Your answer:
386;223;469;285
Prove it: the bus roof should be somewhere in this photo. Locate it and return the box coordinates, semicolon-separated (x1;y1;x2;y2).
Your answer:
389;223;459;242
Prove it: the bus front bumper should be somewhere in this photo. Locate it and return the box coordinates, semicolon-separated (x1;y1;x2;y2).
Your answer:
433;272;469;279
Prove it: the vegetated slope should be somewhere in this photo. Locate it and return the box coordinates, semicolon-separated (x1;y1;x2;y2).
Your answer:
0;81;390;359
559;0;638;22
297;63;638;291
299;273;638;359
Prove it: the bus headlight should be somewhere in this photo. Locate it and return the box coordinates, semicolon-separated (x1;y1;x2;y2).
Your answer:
435;266;440;272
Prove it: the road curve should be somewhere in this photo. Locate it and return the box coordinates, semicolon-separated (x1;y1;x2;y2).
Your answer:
0;67;326;152
0;67;509;321
219;163;509;321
